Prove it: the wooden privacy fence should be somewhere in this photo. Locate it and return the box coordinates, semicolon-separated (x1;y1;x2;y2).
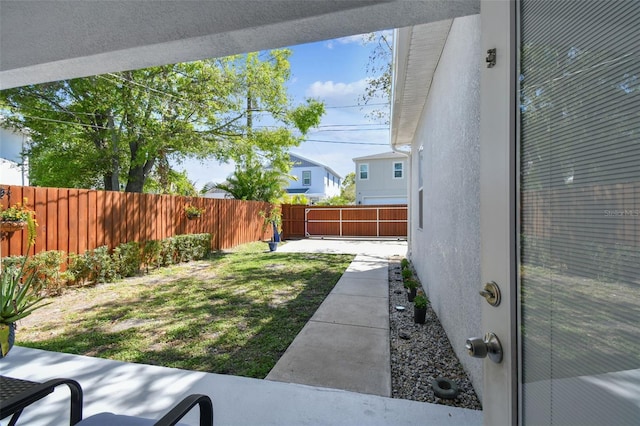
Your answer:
0;184;272;258
281;204;408;238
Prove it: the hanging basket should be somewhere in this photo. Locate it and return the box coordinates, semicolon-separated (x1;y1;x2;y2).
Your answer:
0;221;27;232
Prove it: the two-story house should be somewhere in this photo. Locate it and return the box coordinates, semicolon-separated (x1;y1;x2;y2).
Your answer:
286;153;341;204
353;152;407;205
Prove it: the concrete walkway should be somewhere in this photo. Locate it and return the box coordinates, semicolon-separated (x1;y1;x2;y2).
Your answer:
266;253;392;396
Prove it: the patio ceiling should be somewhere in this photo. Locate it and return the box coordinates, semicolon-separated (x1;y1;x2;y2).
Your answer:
0;0;479;90
391;19;454;147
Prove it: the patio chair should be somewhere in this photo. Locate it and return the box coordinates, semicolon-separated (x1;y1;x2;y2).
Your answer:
76;394;213;426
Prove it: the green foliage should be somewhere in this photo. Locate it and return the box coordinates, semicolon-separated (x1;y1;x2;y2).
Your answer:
1;50;324;193
401;258;410;269
1;198;38;245
112;242;142;278
340;172;356;204
141;240;162;272
414;292;429;309
316;196;352;206
217;155;289;202
279;194;309;205
358;31;393;124
401;268;412;280
405;278;418;290
2;251;66;296
7;234;211;292
68;246;117;285
159;234;211;265
0;259;51;325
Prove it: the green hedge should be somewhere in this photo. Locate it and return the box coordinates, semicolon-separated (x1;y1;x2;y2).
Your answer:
1;233;212;294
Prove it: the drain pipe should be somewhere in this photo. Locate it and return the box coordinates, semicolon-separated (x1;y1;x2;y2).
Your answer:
389;28;412;259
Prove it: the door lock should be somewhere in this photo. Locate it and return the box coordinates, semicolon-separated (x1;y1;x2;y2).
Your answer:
466;332;503;363
479;281;501;306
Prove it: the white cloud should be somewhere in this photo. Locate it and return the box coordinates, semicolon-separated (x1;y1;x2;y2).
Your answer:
305;79;368;103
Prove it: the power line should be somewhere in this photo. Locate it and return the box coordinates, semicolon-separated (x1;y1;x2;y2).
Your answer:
19;114;109;130
311;128;388;132
317;123;388;128
324;103;389;109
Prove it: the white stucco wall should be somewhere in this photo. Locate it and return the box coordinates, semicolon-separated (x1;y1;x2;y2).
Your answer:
409;14;483;401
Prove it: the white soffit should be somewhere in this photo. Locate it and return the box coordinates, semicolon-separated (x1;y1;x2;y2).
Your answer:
391;19;453;147
0;1;479;89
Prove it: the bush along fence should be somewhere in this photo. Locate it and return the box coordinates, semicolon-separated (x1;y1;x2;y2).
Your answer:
0;233;212;295
0;184;272;258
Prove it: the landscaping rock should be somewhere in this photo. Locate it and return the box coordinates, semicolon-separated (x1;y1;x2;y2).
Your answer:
388;258;482;410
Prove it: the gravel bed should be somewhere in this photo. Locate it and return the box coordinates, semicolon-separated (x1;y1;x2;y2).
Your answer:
388;257;482;410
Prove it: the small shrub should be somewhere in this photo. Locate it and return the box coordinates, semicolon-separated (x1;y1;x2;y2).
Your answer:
414;292;429;309
401;268;412;281
173;234;211;263
68;246;116;284
141;240;162;272
112;241;142;278
405;278;418;290
401;258;410;269
2;251;66;295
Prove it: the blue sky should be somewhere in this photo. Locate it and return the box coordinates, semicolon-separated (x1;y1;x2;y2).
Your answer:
180;32;392;190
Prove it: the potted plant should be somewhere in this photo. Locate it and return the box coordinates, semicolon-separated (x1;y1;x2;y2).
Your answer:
401;267;412;285
184;204;204;220
1;198;37;234
260;205;282;252
406;278;418;302
0;214;46;358
414;291;429;324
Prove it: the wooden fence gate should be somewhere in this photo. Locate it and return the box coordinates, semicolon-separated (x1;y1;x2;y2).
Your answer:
281;204;407;239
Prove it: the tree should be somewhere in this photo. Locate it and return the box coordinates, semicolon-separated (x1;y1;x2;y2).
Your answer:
215;154;288;202
0;50;324;193
358;31;393;124
339;172;356;203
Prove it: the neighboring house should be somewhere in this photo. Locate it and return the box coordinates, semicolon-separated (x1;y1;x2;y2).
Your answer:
201;183;232;199
0;126;30;186
352;152;407;205
285;153;341;204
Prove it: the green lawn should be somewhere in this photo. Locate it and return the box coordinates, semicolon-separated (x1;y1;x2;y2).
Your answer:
18;242;353;378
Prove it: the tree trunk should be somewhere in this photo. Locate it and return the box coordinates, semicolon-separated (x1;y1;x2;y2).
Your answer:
125;140;155;193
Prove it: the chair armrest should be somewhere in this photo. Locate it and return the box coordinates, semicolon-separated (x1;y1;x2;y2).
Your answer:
41;379;83;425
154;394;213;426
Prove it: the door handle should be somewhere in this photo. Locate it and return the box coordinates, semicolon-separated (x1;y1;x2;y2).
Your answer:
466;332;503;363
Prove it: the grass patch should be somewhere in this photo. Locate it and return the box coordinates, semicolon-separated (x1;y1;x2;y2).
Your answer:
18;242;353;378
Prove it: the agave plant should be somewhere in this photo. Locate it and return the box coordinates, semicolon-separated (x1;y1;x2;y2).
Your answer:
0;258;50;356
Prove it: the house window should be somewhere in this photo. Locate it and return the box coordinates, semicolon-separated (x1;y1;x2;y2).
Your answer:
393;162;403;179
359;163;369;180
302;170;311;186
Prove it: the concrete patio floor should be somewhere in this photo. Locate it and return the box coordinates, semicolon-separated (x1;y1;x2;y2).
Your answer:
1;347;481;425
1;239;482;425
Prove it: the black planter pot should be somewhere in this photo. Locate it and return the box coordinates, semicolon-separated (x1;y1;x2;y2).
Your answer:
268;241;278;252
414;307;427;324
407;287;417;302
